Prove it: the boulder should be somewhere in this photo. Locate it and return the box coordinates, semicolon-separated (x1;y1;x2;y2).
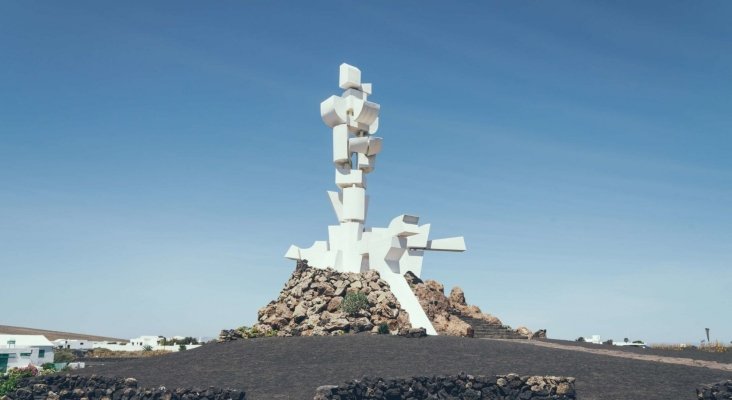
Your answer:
515;326;532;338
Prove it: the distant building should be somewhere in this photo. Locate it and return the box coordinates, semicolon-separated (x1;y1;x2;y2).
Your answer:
128;336;162;347
0;335;55;372
52;339;95;350
583;335;602;344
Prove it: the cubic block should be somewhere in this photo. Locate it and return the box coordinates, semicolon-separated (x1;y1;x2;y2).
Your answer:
339;63;361;89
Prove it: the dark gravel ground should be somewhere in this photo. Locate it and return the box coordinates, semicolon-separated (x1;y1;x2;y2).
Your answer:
79;335;732;400
540;339;732;364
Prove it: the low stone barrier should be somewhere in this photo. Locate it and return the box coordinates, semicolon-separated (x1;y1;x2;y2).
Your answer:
313;373;576;399
697;380;732;399
1;375;245;400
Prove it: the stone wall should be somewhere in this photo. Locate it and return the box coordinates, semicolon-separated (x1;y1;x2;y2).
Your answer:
697;380;732;399
313;373;576;400
1;375;245;400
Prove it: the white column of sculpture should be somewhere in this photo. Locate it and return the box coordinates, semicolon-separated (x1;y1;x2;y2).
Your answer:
285;64;466;335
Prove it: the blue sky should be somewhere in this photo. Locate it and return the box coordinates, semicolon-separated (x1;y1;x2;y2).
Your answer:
1;1;730;344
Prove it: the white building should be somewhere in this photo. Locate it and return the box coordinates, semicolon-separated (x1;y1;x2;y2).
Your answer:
128;336;161;347
53;339;95;350
0;335;55;372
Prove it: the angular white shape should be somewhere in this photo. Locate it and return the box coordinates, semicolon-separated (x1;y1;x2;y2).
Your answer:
332;124;349;164
361;82;372;95
321;96;348;127
366;137;382;156
388;214;421;237
357;152;373;173
339;63;361;89
342;186;366;222
284;245;301;260
354;101;380;126
335;167;365;188
327;191;343;221
348;136;370;154
425;237;467;252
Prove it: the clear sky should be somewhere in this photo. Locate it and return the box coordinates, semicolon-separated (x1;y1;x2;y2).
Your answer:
1;1;730;344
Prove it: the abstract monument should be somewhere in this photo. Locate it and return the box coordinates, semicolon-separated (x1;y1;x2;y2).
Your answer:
285;64;466;335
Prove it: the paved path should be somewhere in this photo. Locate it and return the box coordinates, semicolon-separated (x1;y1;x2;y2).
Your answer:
508;339;732;372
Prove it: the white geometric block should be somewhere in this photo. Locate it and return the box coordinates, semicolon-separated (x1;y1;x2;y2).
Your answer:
426;237;467;252
342;186;366;222
361;83;372;95
405;224;431;249
335;167;365;188
332;124;349;164
321;95;348;127
339;63;361;89
357;153;373;173
349;136;370;154
387;215;421;237
354;101;380;126
366;137;382;156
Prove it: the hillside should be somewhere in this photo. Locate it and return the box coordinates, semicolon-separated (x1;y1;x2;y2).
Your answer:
0;325;125;342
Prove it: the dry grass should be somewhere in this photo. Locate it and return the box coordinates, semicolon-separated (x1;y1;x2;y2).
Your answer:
651;341;731;353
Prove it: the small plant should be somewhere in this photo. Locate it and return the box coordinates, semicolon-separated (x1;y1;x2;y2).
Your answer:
575;337;585;342
0;365;38;396
142;345;153;352
377;323;390;335
341;291;369;315
178;345;186;351
41;363;56;371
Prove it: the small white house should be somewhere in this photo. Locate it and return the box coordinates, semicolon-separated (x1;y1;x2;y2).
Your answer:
583;335;602;344
0;335;55;372
53;339;94;350
129;336;162;347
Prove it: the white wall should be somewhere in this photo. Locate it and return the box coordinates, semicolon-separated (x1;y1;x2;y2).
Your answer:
0;346;54;371
53;339;94;350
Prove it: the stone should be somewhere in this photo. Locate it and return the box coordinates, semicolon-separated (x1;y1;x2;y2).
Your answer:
449;287;466;305
515;326;532;338
531;329;547;339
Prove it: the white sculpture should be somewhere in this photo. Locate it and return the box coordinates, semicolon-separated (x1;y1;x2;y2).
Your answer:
285;64;466;335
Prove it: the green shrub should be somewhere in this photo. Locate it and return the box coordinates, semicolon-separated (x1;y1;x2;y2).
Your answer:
142;345;153;352
178;345;186;351
341;291;369;315
54;349;76;363
377;323;389;334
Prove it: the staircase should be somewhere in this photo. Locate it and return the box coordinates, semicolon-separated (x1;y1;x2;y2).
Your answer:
456;315;527;339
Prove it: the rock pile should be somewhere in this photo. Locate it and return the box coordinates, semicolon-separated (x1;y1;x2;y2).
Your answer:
698;380;732;399
405;272;532;338
2;375;245;400
221;261;538;339
314;373;576;400
221;261;412;339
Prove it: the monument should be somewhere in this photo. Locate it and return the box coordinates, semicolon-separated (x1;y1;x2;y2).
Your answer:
285;64;466;335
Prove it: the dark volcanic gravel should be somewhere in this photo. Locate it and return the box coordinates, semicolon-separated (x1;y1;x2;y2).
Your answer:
79;335;732;400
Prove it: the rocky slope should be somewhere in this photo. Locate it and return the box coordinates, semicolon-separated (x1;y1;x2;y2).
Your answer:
220;261;534;339
221;261;412;339
405;272;533;338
